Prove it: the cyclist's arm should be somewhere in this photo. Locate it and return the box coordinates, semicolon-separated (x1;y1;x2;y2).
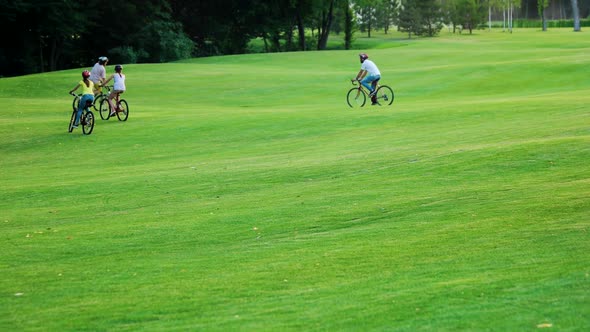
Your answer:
355;69;368;81
69;83;81;94
101;74;113;86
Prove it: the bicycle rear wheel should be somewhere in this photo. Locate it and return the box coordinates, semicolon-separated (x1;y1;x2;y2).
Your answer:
376;85;394;106
82;111;95;135
346;88;366;108
68;110;76;133
99;99;111;120
117;99;129;121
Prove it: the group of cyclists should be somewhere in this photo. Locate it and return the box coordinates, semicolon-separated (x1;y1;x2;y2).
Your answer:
68;52;380;128
69;56;126;127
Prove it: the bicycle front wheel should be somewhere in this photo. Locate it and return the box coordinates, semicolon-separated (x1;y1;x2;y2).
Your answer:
82;111;95;135
117;99;129;121
376;85;394;106
346;88;366;108
68;110;76;133
72;96;80;112
99;99;111;120
93;94;104;112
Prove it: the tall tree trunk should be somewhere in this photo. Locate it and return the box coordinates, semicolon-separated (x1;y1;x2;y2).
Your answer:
38;34;45;73
488;5;492;31
571;0;581;31
49;37;60;72
560;0;566;19
509;3;513;33
262;33;269;53
317;0;335;50
503;7;506;31
343;0;353;50
296;10;306;50
285;25;294;51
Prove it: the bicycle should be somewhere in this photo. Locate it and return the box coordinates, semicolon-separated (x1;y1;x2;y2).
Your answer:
93;85;112;116
346;79;394;108
68;93;95;135
71;85;109;113
98;89;129;121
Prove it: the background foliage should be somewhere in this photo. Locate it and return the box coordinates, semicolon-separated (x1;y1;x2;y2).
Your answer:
0;0;589;77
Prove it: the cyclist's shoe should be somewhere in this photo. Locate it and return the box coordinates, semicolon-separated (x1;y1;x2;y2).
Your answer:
371;102;380;106
109;111;116;116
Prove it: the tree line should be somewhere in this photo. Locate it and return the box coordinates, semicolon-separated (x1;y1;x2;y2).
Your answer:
1;0;587;77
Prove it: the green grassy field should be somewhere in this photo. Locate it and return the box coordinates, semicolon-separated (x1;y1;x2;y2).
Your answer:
1;28;589;331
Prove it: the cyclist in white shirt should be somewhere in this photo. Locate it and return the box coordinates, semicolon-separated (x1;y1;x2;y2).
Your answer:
89;56;108;94
354;53;382;105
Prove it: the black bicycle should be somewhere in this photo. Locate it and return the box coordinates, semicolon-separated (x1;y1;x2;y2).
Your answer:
93;85;111;116
346;79;394;108
99;90;129;121
69;93;95;135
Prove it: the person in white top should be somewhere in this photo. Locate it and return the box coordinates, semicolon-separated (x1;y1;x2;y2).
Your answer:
101;64;126;116
354;53;382;105
89;56;108;94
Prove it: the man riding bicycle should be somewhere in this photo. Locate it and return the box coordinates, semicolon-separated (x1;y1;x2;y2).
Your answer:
354;53;381;105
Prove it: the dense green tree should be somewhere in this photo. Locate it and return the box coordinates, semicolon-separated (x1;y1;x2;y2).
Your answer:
398;0;421;38
354;0;377;37
375;0;400;34
100;0;193;62
2;0;589;77
416;0;444;36
454;0;485;34
0;0;94;76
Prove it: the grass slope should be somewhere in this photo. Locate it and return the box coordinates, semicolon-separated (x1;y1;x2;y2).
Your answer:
1;29;589;331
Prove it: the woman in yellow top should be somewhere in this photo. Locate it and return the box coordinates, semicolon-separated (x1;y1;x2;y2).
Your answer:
69;70;94;127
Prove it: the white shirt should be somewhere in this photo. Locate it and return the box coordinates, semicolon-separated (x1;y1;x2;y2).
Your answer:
113;73;126;91
361;59;381;76
89;63;106;84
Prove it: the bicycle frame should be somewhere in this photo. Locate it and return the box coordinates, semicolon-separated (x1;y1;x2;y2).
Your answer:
351;79;380;94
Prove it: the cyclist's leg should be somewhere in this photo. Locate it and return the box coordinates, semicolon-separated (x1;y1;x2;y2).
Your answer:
107;91;118;114
75;94;91;125
370;77;381;103
111;90;124;112
360;75;374;92
371;77;380;92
